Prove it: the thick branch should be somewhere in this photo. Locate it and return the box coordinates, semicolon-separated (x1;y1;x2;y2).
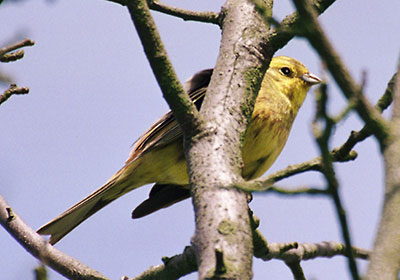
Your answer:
126;0;204;137
366;62;400;279
187;0;274;278
0;196;108;280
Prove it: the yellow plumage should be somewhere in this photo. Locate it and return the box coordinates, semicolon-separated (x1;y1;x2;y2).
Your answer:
38;56;321;244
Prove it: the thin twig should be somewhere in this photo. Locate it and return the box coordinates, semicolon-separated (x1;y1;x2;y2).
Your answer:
266;0;336;51
149;1;222;25
0;196;109;280
0;50;25;62
0;84;29;106
0;38;34;57
105;0;221;25
292;0;389;149
256;239;370;262
266;185;328;196
250;212;370;265
238;149;357;192
332;71;397;160
312;82;360;280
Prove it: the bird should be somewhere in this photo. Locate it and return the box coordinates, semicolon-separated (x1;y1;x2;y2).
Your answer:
37;56;321;244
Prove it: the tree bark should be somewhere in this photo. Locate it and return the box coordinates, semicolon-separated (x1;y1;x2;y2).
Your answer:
187;0;272;278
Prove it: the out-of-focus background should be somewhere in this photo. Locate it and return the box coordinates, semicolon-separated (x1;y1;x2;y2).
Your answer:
1;0;399;279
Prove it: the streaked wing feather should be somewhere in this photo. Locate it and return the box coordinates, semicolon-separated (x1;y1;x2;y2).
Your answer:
127;69;212;163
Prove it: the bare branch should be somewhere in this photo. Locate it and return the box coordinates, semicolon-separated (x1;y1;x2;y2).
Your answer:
0;38;34;57
238;149;357;192
366;59;400;279
292;0;389;149
267;185;328;196
130;231;370;280
148;1;222;25
254;235;370;262
266;0;336;51
312;82;360;279
126;0;204;138
0;39;34;104
0;84;29;106
130;246;197;280
0;50;25;62
0;195;109;280
330;71;397;159
104;0;221;25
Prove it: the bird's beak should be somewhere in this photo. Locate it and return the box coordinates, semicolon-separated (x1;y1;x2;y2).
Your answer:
301;73;322;85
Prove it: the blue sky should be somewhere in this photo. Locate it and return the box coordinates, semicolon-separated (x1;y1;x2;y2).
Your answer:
1;0;399;279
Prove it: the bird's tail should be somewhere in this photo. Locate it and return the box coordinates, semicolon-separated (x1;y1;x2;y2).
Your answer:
37;174;135;245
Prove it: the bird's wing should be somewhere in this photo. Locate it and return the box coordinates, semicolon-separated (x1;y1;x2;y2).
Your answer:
127;69;213;163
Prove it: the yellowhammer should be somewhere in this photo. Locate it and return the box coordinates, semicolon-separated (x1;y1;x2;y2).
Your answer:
38;56;321;244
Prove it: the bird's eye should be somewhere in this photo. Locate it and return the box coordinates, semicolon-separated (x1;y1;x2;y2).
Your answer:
280;67;292;76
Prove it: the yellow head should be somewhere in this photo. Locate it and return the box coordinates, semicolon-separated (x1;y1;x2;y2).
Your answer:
265;56;321;111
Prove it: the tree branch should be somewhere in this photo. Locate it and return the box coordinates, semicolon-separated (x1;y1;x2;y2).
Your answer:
0;195;109;280
129;233;370;280
187;0;275;276
266;185;328;196
264;0;336;51
130;246;197;280
312;82;360;279
0;50;25;62
366;60;400;279
0;39;34;105
105;0;221;25
0;83;29;106
126;0;204;137
255;238;370;262
251;211;370;263
239;148;357;192
292;0;389;150
0;38;34;57
148;1;222;25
